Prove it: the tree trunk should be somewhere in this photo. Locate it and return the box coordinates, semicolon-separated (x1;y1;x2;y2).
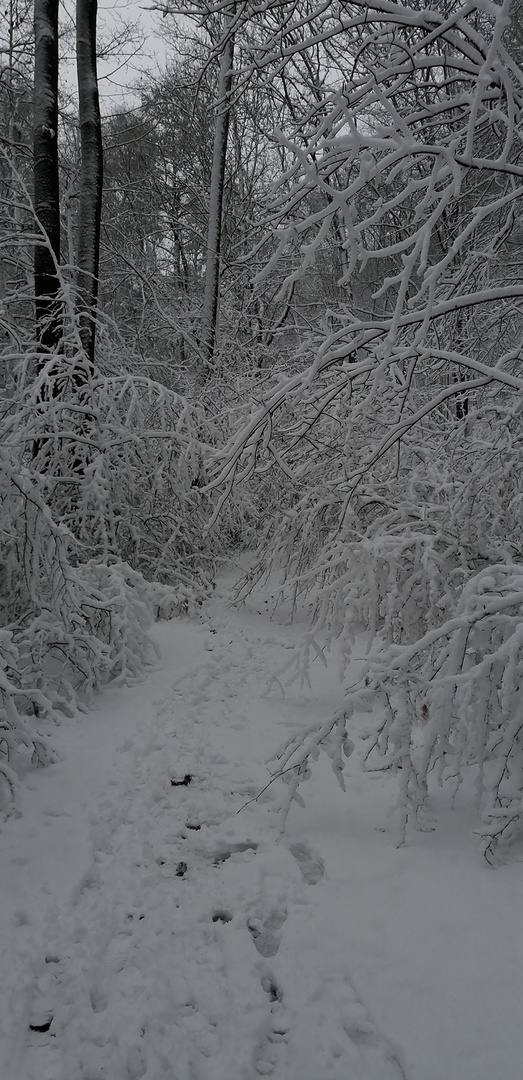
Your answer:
200;11;235;381
76;0;103;366
34;0;61;352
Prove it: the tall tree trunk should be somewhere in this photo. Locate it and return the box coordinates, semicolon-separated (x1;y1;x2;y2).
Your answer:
34;0;61;352
76;0;103;366
200;11;235;381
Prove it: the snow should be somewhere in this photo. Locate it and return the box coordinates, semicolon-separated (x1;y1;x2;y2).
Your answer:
1;564;523;1080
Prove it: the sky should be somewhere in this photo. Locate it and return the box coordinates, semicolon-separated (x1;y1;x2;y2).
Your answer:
59;0;174;110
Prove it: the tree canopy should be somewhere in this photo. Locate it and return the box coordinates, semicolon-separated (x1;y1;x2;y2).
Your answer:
1;0;523;858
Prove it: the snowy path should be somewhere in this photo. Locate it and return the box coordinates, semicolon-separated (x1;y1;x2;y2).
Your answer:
2;571;523;1079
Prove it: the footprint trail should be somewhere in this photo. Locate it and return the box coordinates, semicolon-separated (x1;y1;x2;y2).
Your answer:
10;596;408;1080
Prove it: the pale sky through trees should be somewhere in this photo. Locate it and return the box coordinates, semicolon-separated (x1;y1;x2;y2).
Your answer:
60;0;168;106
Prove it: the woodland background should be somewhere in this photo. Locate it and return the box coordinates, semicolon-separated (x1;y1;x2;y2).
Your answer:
2;0;523;861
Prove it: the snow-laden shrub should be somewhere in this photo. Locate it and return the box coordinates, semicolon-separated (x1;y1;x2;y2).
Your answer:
0;493;199;808
270;564;523;862
0;317;258;801
15;358;233;588
0;629;55;811
0;448;167;800
236;396;523;859
207;0;523;859
361;564;523;860
240;393;522;639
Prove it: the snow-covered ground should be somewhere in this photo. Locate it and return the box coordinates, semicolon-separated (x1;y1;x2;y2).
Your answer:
1;564;522;1080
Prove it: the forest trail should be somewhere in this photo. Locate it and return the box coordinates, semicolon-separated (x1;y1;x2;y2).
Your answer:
1;567;523;1080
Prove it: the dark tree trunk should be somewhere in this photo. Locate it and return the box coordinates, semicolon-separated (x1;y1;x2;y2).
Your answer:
76;0;103;366
34;0;61;352
200;11;235;382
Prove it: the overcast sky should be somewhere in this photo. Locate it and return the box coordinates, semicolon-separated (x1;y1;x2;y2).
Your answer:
60;0;172;110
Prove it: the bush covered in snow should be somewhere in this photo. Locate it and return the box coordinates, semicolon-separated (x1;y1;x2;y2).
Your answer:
210;0;523;859
0;307;260;809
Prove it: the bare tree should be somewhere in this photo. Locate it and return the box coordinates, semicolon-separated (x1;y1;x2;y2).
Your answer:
33;0;60;351
201;0;523;859
76;0;103;366
199;6;236;378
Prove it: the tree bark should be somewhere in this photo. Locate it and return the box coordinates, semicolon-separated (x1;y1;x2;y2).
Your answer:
200;10;235;381
34;0;61;352
76;0;103;366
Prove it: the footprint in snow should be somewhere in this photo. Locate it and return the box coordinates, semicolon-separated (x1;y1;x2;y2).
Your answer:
248;910;287;957
27;954;64;1030
23;955;66;1080
296;973;409;1080
213;840;258;865
89;982;108;1014
253;976;289;1076
253;1021;289;1076
212;909;233;924
288;842;325;885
